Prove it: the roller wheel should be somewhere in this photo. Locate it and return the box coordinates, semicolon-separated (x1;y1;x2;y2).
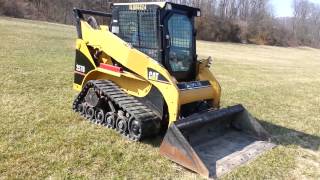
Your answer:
86;106;95;121
105;112;116;129
116;117;128;135
116;111;128;135
95;109;104;125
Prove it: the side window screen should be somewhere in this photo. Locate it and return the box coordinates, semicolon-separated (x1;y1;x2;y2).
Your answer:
139;11;158;51
119;11;139;46
118;8;160;62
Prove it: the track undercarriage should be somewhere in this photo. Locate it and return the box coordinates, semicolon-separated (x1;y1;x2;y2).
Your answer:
72;80;161;141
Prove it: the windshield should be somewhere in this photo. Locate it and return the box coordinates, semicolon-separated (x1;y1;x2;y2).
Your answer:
168;14;193;72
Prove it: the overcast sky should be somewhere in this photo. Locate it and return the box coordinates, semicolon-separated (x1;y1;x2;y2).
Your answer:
271;0;320;17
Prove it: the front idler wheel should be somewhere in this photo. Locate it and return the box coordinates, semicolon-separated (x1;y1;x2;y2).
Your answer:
129;119;142;141
77;103;85;115
95;109;104;125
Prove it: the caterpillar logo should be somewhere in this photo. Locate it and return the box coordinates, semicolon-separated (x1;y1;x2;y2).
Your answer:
129;4;146;10
147;68;169;83
148;71;159;81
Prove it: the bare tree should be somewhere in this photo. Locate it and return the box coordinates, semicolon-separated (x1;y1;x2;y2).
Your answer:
0;0;319;47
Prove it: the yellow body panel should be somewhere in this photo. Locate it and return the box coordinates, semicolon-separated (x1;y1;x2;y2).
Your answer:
197;59;221;107
82;69;152;98
74;20;221;124
179;87;214;105
73;83;82;91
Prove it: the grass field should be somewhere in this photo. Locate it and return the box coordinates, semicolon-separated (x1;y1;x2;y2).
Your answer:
0;17;319;179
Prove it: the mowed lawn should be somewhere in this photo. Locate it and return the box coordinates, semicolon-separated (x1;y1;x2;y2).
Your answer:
0;17;319;179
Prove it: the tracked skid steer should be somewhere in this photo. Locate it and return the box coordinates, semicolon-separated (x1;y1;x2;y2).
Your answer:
72;2;275;178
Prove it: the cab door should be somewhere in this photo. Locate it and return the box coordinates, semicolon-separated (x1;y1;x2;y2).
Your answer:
163;11;196;81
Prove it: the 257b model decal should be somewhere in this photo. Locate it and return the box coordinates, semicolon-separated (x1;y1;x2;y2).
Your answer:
76;64;86;73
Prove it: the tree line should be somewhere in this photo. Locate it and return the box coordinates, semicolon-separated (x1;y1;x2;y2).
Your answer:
0;0;319;48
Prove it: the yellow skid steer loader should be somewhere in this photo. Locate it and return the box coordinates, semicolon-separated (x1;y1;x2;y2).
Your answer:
72;2;275;178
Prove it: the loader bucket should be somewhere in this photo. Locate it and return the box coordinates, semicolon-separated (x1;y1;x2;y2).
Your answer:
159;104;276;178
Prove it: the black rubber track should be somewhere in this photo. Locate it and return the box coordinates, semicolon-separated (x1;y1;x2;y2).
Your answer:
72;80;161;141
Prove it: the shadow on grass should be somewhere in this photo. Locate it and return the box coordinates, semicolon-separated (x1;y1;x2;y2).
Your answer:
259;120;320;151
143;119;320;152
142;134;163;147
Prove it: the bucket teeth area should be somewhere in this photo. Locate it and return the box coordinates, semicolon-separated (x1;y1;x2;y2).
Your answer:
160;105;276;178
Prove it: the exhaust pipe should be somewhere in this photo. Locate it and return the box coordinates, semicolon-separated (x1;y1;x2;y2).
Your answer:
160;105;276;178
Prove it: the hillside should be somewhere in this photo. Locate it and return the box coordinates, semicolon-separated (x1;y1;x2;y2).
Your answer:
0;17;319;179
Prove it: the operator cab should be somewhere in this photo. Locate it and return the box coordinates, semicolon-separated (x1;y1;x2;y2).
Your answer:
110;2;200;81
